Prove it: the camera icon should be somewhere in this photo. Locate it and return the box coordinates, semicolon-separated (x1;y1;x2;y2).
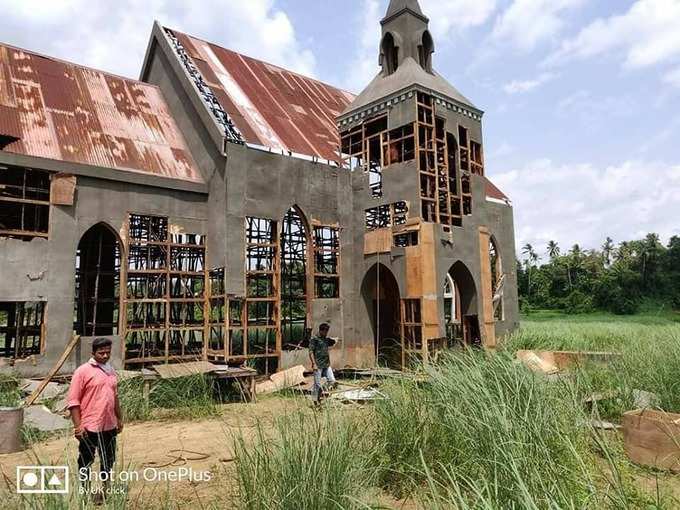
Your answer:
16;466;69;494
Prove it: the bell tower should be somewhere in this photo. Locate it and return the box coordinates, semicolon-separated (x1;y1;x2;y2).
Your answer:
380;0;433;75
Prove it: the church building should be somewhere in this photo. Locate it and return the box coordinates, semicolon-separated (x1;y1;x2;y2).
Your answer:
0;0;518;376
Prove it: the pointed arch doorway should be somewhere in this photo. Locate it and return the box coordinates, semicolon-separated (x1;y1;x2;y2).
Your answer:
362;263;401;369
447;261;480;346
74;223;122;336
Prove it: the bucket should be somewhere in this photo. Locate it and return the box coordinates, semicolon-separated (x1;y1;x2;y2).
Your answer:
0;406;24;454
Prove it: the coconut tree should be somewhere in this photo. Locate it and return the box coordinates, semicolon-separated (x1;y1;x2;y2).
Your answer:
522;243;539;298
602;237;614;267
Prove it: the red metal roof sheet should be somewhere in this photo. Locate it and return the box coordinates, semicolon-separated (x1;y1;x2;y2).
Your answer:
0;42;202;183
484;176;510;202
167;28;355;164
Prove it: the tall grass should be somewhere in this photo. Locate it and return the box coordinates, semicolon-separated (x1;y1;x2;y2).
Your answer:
507;320;680;414
374;351;604;507
118;374;219;422
233;411;380;510
231;350;660;509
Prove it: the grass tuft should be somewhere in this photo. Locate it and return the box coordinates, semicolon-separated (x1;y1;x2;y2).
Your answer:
234;410;381;510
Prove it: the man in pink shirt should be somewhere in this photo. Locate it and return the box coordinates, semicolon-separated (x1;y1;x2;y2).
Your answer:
67;337;123;499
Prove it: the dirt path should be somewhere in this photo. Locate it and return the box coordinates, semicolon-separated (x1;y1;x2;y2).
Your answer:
0;397;304;507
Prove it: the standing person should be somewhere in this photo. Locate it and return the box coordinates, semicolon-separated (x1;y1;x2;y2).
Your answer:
67;338;123;503
309;323;337;404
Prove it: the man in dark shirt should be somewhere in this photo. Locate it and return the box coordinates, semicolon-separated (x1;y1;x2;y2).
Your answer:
309;323;336;403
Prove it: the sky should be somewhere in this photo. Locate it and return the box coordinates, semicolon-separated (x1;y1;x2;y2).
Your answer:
1;0;679;259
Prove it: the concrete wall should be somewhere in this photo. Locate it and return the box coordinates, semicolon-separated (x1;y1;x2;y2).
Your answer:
1;176;207;378
223;144;359;365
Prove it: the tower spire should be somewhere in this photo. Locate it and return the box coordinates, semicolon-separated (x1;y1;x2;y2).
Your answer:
383;0;427;22
380;0;432;75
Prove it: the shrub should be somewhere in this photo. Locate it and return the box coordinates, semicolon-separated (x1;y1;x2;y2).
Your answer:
564;290;594;314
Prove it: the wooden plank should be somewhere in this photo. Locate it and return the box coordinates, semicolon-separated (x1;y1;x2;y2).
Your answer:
50;173;76;205
363;229;391;255
405;247;422;297
151;360;217;379
255;365;306;395
624;409;680;472
478;227;496;349
25;335;81;407
0;229;48;238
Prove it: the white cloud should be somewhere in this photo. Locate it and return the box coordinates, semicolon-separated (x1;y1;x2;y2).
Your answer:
492;0;586;52
341;0;382;93
492;159;680;254
547;0;680;69
503;72;556;94
421;0;497;35
0;0;316;79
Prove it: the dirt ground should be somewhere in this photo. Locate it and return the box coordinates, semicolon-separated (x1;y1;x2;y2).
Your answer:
0;397;306;508
2;395;679;509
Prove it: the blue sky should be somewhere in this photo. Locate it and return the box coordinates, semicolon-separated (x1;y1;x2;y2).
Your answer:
1;0;679;259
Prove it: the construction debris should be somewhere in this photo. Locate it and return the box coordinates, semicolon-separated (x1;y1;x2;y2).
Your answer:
583;390;620;404
580;419;622;431
330;388;386;403
20;380;67;402
23;335;81;407
151;361;217;379
633;389;660;409
256;365;306;395
623;409;680;472
516;351;559;375
516;350;622;374
117;370;145;381
24;405;71;432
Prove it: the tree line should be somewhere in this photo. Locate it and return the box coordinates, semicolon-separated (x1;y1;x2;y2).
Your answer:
516;234;680;314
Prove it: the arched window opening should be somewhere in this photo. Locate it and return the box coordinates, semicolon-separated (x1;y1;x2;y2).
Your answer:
443;274;458;323
75;224;121;336
280;207;309;350
448;261;480;346
444;274;462;344
381;33;399;75
419;31;434;72
489;238;504;321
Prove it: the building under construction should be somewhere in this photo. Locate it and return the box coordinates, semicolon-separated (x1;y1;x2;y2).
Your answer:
0;0;519;377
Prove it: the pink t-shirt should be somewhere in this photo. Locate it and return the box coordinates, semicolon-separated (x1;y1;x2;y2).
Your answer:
67;361;118;433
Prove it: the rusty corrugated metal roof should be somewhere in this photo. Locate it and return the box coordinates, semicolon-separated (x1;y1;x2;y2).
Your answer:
0;42;202;183
166;28;355;164
484;176;510;203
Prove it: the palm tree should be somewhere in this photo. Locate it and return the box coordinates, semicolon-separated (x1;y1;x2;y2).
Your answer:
566;244;583;288
615;241;631;263
547;240;560;260
641;233;662;288
602;237;614;266
522;243;539;298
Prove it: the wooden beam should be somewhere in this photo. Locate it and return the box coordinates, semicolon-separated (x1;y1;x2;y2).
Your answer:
24;335;81;407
